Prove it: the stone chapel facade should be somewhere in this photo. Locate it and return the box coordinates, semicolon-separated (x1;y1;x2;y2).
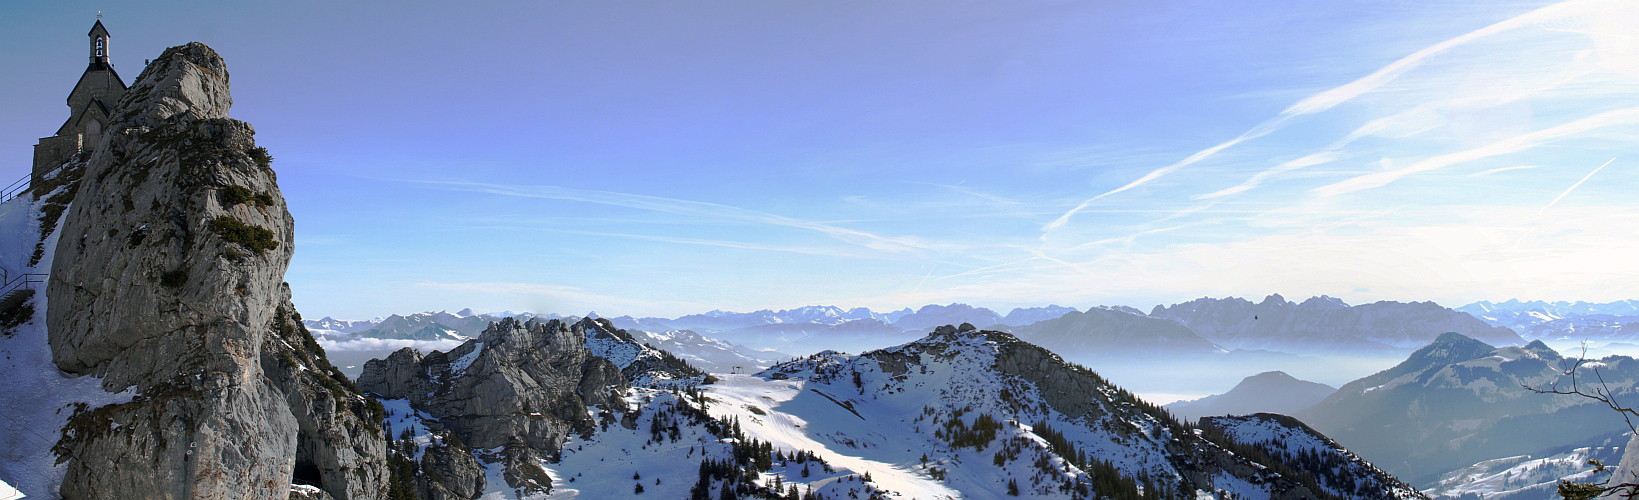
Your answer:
33;20;128;191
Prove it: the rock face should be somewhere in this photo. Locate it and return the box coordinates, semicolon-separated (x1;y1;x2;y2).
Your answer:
358;317;631;495
44;43;387;499
414;440;485;500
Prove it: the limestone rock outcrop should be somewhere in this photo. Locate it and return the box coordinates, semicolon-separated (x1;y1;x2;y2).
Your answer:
45;42;387;499
359;317;632;495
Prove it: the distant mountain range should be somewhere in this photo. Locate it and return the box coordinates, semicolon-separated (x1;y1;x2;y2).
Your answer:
313;295;1527;361
1458;299;1639;342
310;303;1088;357
1152;294;1523;355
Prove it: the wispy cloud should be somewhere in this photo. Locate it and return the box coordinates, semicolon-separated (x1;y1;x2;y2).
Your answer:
1061;224;1192;253
1314;107;1639;198
541;229;885;260
1468;165;1539;177
411;179;933;254
1203;68;1593;200
1281;1;1591;115
413;281;711;315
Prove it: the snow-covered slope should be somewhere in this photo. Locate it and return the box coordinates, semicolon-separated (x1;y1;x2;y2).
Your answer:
305;316;381;333
365;320;1421;499
575;317;708;386
1422;439;1624;500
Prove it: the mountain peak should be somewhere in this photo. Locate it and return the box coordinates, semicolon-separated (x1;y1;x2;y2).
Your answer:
1298;295;1349;309
1248;370;1299;381
1431;331;1484;346
1521;339;1562;360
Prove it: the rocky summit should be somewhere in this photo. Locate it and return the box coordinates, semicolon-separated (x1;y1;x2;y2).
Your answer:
43;42;387;500
359;317;631;495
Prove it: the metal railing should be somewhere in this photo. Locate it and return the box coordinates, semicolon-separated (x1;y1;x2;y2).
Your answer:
1;271;45;296
0;173;28;203
0;270;45;312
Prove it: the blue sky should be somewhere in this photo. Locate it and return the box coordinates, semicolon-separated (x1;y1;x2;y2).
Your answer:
4;0;1638;319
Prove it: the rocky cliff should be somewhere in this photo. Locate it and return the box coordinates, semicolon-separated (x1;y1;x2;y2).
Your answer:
358;317;631;496
44;42;388;500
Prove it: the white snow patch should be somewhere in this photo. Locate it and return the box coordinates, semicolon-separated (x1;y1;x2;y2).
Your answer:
450;341;484;376
0;477;22;500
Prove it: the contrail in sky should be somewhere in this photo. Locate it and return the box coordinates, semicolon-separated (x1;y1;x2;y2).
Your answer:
1541;157;1615;214
1042;0;1597;234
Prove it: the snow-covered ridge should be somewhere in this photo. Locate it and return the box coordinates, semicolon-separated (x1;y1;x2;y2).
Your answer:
739;324;1419;499
1202;414;1424;500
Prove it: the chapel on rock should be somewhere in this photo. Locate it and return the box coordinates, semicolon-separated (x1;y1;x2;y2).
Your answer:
32;19;128;191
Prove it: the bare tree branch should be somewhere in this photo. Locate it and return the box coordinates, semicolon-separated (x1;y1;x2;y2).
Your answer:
1525;342;1639;499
